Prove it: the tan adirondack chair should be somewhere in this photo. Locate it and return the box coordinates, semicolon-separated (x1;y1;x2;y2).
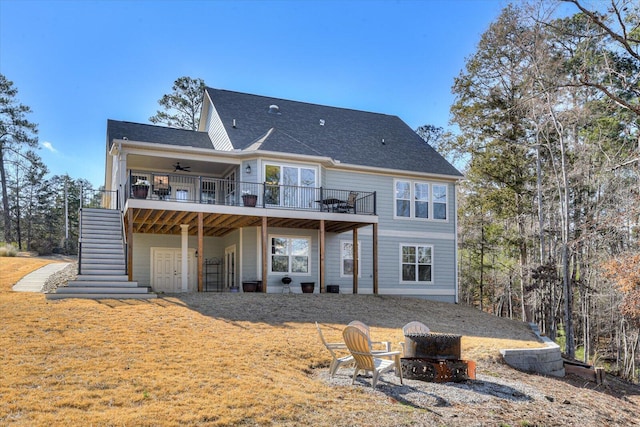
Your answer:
348;320;392;352
342;325;403;388
315;322;354;378
400;321;430;354
402;321;430;335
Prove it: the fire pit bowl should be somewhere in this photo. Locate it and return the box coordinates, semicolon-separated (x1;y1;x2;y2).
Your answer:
403;332;462;360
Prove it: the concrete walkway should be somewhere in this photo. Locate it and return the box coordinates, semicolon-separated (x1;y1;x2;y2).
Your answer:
12;262;71;292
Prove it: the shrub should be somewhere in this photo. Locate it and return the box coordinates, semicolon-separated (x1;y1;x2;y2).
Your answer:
0;243;18;257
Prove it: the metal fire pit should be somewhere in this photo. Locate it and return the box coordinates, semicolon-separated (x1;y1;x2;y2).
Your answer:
401;332;475;382
401;358;476;382
403;332;462;360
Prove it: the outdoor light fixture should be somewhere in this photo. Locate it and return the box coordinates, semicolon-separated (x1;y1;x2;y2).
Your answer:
245;165;251;174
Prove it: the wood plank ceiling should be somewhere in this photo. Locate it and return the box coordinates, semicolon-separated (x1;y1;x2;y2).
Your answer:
129;208;369;237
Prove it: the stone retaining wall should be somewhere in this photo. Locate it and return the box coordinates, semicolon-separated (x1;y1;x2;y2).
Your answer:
499;323;565;377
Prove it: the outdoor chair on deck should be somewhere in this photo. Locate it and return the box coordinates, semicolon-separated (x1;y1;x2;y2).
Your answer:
336;191;358;213
348;320;392;352
152;175;171;200
342;325;403;389
315;322;353;378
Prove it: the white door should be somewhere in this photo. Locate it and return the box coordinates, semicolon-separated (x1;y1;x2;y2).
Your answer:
225;245;236;289
154;249;176;292
151;248;196;292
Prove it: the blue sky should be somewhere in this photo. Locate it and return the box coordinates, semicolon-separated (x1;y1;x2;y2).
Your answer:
1;0;508;187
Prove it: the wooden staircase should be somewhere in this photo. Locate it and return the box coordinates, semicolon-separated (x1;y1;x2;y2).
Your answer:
46;208;156;300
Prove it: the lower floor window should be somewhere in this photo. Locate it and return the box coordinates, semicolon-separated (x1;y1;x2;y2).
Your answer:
340;240;361;277
401;244;433;283
271;236;310;274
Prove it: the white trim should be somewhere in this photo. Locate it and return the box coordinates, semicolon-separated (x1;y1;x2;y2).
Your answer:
180;225;189;291
356;228;455;241
340;239;361;278
399;243;434;285
392;179;450;223
379;288;456;296
268;234;312;276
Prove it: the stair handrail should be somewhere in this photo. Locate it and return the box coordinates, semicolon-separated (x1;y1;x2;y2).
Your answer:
119;184;128;276
78;186;83;275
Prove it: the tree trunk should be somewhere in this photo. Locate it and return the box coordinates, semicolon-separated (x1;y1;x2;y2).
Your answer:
0;149;11;243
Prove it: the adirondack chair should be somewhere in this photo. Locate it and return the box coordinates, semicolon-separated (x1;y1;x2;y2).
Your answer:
342;325;403;388
348;320;391;352
315;322;354;378
403;321;430;335
400;321;430;354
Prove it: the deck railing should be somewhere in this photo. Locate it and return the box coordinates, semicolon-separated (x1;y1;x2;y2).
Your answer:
125;171;376;215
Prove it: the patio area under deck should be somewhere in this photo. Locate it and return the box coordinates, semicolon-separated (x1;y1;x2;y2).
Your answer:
124;199;379;294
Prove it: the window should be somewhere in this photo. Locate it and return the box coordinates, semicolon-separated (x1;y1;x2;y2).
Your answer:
400;244;433;283
414;183;429;219
395;181;410;218
394;180;447;220
270;236;310;274
265;163;317;208
340;240;361;277
433;184;447;220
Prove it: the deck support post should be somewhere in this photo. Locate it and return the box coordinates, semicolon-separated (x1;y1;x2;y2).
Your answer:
373;223;378;295
261;216;268;293
353;228;358;294
197;212;203;292
319;220;325;293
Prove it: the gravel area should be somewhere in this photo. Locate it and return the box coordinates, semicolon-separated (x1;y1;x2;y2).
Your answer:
42;262;77;293
316;362;547;407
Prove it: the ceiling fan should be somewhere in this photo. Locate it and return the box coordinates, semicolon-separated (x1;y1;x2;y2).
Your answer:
173;162;191;172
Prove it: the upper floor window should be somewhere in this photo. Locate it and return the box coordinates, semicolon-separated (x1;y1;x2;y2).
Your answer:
270;235;310;274
394;180;448;220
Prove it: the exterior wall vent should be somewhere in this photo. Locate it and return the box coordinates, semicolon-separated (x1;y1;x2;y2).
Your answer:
319;119;325;126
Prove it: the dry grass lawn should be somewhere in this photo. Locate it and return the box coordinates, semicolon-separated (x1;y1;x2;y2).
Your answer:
1;256;638;426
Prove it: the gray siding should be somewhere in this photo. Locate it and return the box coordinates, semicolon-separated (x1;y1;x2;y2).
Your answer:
132;233;224;288
324;168;457;302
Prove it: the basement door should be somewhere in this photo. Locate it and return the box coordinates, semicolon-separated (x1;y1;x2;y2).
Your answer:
151;248;196;293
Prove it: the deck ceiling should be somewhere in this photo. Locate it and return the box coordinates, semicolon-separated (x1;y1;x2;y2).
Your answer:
128;208;371;237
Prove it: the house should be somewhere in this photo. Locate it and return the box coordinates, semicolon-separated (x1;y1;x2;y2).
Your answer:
54;88;463;300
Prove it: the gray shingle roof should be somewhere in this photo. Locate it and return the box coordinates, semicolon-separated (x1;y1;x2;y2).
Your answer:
106;90;462;178
207;88;462;177
107;120;213;150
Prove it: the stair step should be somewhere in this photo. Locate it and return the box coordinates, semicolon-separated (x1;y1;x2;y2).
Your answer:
82;236;122;246
82;248;124;255
81;263;125;270
46;293;157;300
82;208;120;216
82;220;120;227
81;257;124;265
80;269;126;275
57;286;149;293
67;280;139;287
74;274;132;282
82;244;124;251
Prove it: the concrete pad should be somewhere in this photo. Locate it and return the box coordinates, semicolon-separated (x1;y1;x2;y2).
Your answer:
12;262;71;292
